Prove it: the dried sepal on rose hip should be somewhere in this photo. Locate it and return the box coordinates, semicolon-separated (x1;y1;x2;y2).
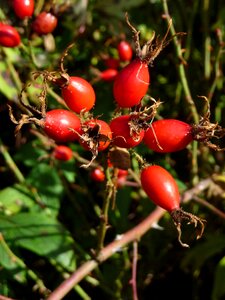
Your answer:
113;14;185;108
144;96;225;153
8;85;81;143
76;118;112;168
140;164;206;247
110;98;161;149
32;43;96;114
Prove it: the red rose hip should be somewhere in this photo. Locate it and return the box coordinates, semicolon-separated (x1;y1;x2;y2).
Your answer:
43;109;81;143
61;76;96;113
12;0;34;19
144;119;193;153
113;58;149;108
0;23;21;47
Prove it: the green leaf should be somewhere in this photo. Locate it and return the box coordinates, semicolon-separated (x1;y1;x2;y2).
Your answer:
181;235;225;272
0;235;27;283
0;62;18;100
14;142;47;167
0;212;76;271
0;184;34;215
26;163;64;214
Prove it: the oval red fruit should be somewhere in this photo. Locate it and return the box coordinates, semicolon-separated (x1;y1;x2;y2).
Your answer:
144;119;193;153
113;59;150;108
53;145;73;161
110;115;145;148
12;0;34;19
32;12;58;35
117;40;133;61
90;168;105;182
141;165;180;212
43;109;81;143
100;69;118;81
61;76;96;113
0;23;21;47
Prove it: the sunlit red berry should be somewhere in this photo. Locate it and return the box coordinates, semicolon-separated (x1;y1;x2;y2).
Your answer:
143;119;193;153
32;12;58;35
110;115;145;148
61;76;96;114
53;145;73;161
90;168;105;182
0;23;21;47
12;0;34;19
117;40;133;61
113;58;149;108
43;109;81;143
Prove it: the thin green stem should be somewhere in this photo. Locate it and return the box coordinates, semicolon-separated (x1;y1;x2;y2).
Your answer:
162;0;199;183
161;0;199;124
96;177;114;253
208;41;224;103
190;141;199;185
2;49;22;92
0;233;48;296
0;139;25;183
203;0;211;80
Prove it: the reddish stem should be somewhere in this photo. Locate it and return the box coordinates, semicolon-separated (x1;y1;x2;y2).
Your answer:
130;241;139;300
47;207;165;300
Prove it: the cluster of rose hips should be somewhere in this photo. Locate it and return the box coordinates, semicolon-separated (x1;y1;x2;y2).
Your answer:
5;5;225;246
0;0;58;48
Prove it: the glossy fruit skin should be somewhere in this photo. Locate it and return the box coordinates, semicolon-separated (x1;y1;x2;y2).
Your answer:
53;145;73;161
113;59;150;108
117;41;133;61
61;77;96;114
144;119;193;153
79;119;112;151
12;0;34;19
100;69;118;81
90;168;105;182
0;23;20;47
43;109;81;143
141;165;180;212
118;169;128;177
110;115;145;148
32;12;57;35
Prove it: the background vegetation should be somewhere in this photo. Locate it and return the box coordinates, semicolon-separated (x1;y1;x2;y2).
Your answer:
0;0;225;299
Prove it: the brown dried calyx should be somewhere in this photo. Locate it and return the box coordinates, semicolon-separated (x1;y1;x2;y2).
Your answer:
125;12;186;65
170;208;206;248
128;97;162;136
192;96;225;151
